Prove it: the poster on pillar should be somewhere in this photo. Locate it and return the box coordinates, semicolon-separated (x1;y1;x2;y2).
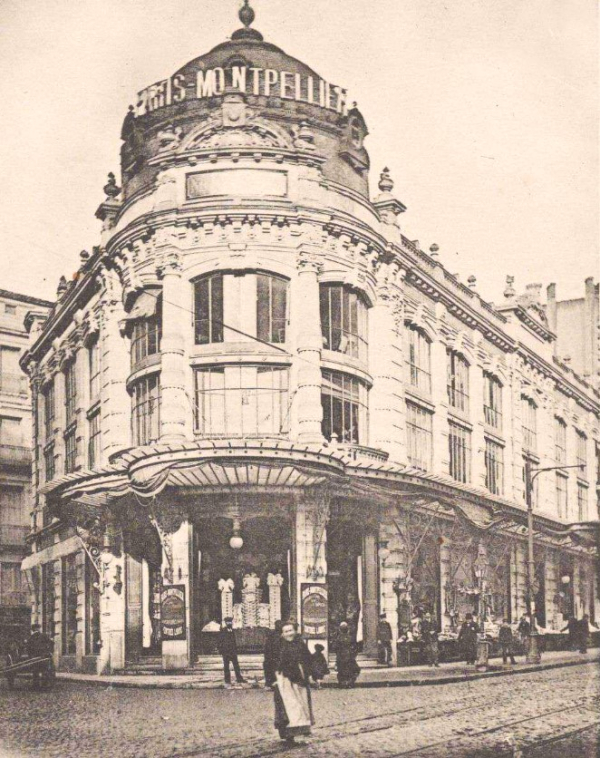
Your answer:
161;585;186;641
301;584;328;639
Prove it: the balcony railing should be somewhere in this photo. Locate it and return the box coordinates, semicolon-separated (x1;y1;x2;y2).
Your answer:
0;445;32;466
0;525;30;545
337;444;389;463
0;373;28;395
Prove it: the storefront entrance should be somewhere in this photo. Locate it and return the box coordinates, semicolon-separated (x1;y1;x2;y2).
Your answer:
194;516;291;653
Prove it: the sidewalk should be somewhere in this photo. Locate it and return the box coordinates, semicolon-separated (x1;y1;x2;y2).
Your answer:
54;648;600;690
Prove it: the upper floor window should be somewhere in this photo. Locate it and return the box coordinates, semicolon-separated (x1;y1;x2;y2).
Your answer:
0;416;22;448
130;296;161;369
88;340;101;403
554;417;567;465
556;472;568;520
483;373;502;429
64;428;77;474
577;482;588;521
88;408;101;469
321;369;368;445
43;381;55;442
596;443;600;487
521;396;537;454
485;438;504;495
64;362;77;427
447;351;469;413
405;326;431;394
0;345;26;395
131;374;160;446
320;284;368;362
448;421;470;483
194;365;289;438
406;401;432;471
575;430;587;479
194;272;288;347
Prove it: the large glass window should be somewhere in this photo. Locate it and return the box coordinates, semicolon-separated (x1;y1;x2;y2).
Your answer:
88;409;101;468
0;415;22;447
320;284;368;362
257;274;287;344
554;417;567;465
575;430;587;479
61;553;78;655
0;488;26;546
556;473;568;520
447;351;469;413
43;380;55;442
44;442;56;481
64;362;77;427
321;370;368;444
131;374;160;446
64;428;77;473
0;562;26;606
131;315;161;368
194;273;225;345
88;340;101;403
483;373;502;429
406;401;432;471
194;365;289;437
85;557;101;655
521;396;537;454
485;438;504;495
405;326;431;394
448;421;470;483
577;482;588;521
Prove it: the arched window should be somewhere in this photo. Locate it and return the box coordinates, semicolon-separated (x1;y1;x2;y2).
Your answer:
319;284;368;362
447;350;469;413
405;325;431;394
483;372;502;429
194;272;287;346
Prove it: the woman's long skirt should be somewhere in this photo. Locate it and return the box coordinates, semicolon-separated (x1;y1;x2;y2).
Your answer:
273;673;314;739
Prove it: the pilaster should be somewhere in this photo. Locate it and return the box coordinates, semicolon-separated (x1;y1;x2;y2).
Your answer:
97;549;126;674
431;338;449;475
162;520;193;670
470;354;486;489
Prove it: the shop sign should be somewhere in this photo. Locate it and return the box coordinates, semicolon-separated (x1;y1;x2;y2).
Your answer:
136;66;347;116
161;585;186;641
301;583;328;639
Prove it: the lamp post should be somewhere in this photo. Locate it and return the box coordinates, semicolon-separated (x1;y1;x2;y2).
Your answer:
523;461;585;664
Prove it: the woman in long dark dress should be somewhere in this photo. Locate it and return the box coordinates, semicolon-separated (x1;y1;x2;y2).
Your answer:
458;613;479;665
273;622;314;743
336;621;360;687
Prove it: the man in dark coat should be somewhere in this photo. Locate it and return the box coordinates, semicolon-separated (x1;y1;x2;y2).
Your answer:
561;615;578;651
263;620;283;687
376;613;393;665
498;618;516;665
458;614;479;665
27;624;54;690
218;617;246;687
577;614;590;654
336;622;360;687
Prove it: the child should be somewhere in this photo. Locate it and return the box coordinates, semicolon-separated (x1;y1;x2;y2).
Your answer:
310;643;330;688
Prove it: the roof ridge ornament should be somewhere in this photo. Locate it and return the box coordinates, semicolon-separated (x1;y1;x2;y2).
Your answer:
232;0;264;42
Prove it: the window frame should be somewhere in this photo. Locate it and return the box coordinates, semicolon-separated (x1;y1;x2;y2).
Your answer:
406;400;433;471
256;273;288;345
483;372;502;430
484;437;504;495
320;283;368;362
554;417;567;466
321;369;368;445
447;350;470;414
405;325;432;395
194;273;224;345
521;396;537;454
131;374;161;446
448;420;471;483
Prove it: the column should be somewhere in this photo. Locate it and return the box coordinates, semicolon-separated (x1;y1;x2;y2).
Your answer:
99;290;130;459
295;498;328;654
158;252;189;441
294;252;323;444
431;338;449;475
162;520;193;670
369;270;405;462
97;548;126;674
378;517;404;663
544;551;559;630
75;550;86;667
511;542;528;619
439;538;452;632
362;530;379;657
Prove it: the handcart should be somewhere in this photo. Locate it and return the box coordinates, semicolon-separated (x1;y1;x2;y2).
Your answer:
2;655;55;690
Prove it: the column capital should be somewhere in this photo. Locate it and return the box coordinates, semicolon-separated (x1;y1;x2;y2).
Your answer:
296;249;322;274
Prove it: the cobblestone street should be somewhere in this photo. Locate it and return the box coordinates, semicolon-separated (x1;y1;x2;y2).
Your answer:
1;661;598;757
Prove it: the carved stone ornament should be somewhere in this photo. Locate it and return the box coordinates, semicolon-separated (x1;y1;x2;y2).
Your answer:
179;111;295;152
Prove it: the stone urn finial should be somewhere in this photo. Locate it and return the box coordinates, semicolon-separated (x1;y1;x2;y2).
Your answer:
239;0;255;28
103;172;121;199
468;275;477;291
57;275;68;298
504;275;516;299
429;243;439;259
378;167;394;194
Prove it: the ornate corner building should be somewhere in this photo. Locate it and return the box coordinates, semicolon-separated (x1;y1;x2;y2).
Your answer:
19;4;599;674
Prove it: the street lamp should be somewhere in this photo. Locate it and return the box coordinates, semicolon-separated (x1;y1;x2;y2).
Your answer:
523;461;584;664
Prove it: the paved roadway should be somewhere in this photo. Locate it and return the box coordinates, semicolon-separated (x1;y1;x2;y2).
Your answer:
0;662;598;757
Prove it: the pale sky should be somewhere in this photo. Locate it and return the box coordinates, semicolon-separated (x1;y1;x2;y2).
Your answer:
0;0;597;306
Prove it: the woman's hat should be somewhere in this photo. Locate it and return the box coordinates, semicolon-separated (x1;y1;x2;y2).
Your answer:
314;644;325;652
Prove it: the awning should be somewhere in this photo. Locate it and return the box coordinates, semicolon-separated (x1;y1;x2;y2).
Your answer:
21;535;82;572
123;290;160;322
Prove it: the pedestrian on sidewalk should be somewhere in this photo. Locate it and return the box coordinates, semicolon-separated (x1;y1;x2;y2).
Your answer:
498;618;516;665
26;624;54;691
560;615;578;651
427;629;440;667
336;622;360;687
458;614;478;665
310;644;329;688
273;621;314;744
218;617;246;688
577;614;590;654
517;614;531;648
263;620;283;688
421;612;437;667
376;613;393;665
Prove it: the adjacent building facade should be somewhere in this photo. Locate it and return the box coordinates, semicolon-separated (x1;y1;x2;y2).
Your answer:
0;289;52;650
20;5;599;674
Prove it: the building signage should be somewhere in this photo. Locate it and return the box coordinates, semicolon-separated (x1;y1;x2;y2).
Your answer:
136;66;347;116
161;585;186;641
301;583;328;639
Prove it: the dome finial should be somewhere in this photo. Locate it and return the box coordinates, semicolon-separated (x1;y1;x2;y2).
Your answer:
232;0;263;41
239;0;255;28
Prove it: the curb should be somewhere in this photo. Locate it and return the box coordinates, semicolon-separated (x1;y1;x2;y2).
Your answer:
54;655;598;691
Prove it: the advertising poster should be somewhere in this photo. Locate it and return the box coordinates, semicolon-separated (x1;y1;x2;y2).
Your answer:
161;585;186;641
301;583;328;639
